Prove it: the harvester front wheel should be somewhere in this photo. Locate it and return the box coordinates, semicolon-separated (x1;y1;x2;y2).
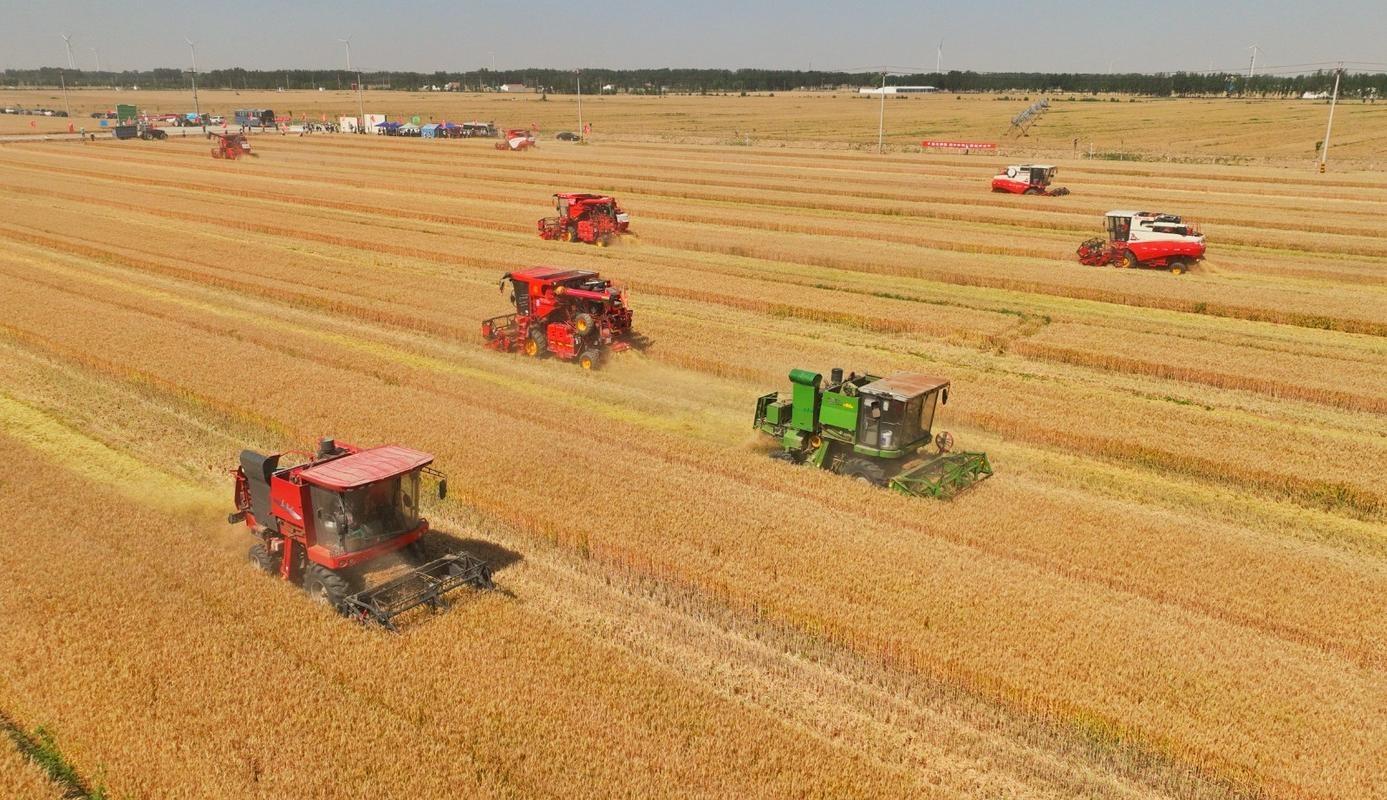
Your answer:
248;543;275;574
841;458;887;487
578;348;603;370
1119;251;1139;269
1023;187;1041;196
525;327;548;357
303;564;350;611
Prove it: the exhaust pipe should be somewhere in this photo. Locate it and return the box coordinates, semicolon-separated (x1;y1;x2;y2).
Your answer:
318;438;337;457
830;367;843;385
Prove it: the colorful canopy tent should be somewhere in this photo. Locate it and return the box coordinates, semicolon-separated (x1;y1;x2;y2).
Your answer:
374;121;402;135
420;123;442;138
398;123;421;136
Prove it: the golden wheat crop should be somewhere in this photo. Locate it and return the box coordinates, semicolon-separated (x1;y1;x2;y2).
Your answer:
0;98;1385;799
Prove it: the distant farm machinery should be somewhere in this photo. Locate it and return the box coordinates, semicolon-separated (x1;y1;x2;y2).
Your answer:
991;164;1068;196
230;438;493;631
482;266;643;369
496;128;537;151
754;367;992;499
1078;210;1206;274
537;193;631;246
210;131;255;160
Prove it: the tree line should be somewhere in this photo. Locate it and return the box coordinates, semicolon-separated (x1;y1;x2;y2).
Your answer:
3;66;1381;98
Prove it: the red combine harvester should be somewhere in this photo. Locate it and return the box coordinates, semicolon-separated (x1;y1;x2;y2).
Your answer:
991;164;1069;195
1077;210;1206;274
495;128;536;150
482;266;642;369
537;193;631;246
230;438;493;630
210;131;254;160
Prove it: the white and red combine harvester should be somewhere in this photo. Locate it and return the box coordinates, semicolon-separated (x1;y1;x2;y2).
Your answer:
495;128;537;151
1077;211;1206;274
990;164;1069;196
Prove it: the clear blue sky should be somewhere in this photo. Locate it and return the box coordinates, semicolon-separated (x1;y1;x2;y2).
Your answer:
3;0;1382;74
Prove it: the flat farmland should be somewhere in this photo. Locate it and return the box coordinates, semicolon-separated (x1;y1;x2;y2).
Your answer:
1;102;1385;799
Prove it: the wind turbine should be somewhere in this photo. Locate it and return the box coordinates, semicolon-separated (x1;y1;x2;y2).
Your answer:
91;46;102;72
61;33;75;70
1247;44;1260;78
337;36;352;72
936;39;943;74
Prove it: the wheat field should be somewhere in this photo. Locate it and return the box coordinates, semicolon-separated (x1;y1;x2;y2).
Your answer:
0;91;1385;799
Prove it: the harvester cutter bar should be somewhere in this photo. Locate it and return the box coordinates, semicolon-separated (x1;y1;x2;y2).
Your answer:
341;553;494;632
889;451;993;499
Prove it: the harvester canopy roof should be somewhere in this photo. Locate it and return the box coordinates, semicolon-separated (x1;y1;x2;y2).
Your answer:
299;445;434;490
511;265;598;283
860;372;950;400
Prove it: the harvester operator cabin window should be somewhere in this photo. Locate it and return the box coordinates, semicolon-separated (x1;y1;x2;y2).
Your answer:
311;472;421;555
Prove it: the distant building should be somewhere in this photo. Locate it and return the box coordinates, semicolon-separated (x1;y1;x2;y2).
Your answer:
858;86;938;95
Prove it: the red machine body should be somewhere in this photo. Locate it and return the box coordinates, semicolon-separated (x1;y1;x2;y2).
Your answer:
1077;210;1206;274
231;440;431;578
495;128;536;150
481;266;640;369
537;193;631;246
210;132;254;160
990;164;1068;196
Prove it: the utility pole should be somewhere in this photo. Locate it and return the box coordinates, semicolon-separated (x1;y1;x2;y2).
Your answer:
357;71;365;133
1320;65;1343;172
60;70;71;117
185;38;204;133
877;71;887;153
576;69;584;140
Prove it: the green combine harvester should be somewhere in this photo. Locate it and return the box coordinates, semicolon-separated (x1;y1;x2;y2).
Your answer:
753;367;992;498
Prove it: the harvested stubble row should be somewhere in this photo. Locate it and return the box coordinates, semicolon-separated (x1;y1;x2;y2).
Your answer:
1;128;1385;799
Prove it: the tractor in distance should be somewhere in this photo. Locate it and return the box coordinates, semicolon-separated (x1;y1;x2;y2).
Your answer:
753;368;992;498
482;266;641;370
210;131;254;160
495;128;537;150
230;438;494;631
1077;210;1206;274
991;164;1069;195
537;193;631;246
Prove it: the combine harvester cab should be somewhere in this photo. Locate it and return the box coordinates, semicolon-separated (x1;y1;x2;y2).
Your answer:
482;266;644;369
991;164;1069;196
753;368;992;499
537;193;631;246
230;438;493;631
1077;210;1205;274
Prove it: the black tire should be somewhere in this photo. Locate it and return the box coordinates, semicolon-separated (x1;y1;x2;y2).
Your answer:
840;457;888;487
1023;187;1041;196
248;543;276;574
527;325;548;357
578;348;603;370
770;450;800;464
573;312;596;337
1168;258;1189;275
1119;250;1140;270
303;564;351;611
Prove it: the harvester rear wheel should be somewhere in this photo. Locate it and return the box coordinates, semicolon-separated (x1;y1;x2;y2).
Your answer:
578;348;603;370
248;543;275;574
303;564;350;610
1168;258;1188;275
573;313;595;337
841;458;887;487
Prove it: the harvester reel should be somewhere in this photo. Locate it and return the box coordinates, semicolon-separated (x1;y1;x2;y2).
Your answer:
935;431;954;453
1076;237;1111;266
